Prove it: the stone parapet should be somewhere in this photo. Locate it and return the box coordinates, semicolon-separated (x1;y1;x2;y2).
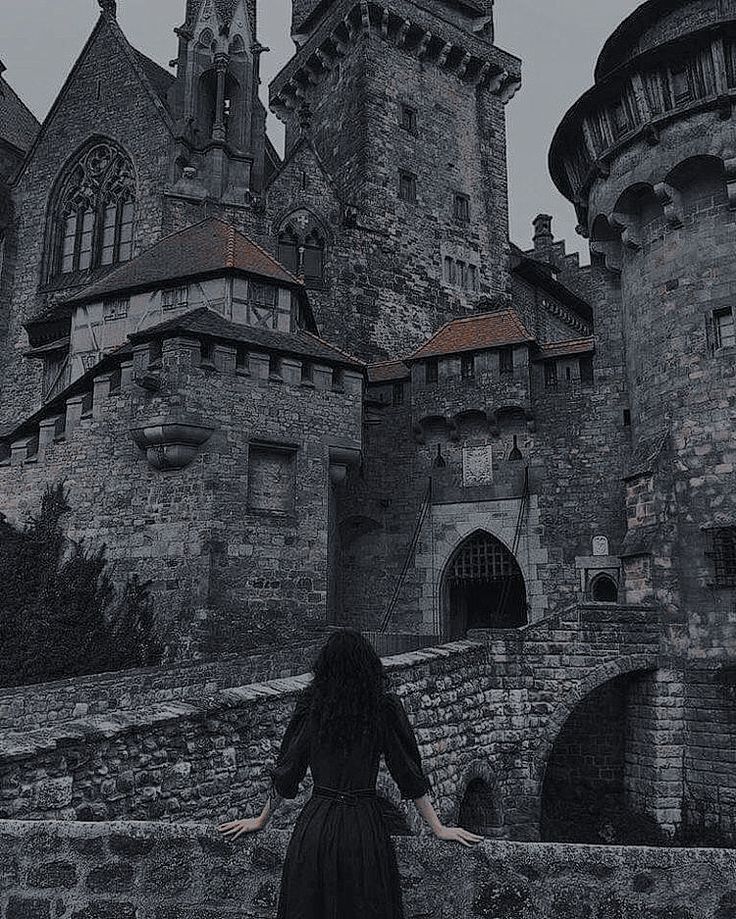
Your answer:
1;820;734;918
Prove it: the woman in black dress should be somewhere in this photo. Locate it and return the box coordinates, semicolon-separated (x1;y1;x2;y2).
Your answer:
219;629;482;918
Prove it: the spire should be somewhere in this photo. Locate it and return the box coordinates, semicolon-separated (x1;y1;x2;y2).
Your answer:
98;0;117;18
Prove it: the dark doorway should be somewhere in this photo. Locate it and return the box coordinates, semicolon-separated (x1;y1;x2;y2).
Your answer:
444;531;527;638
591;574;618;603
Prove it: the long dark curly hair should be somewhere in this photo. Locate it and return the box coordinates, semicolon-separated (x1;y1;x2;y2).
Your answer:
305;629;388;750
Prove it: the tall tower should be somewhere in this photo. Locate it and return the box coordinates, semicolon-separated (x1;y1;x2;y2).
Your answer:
168;0;267;199
550;0;736;659
269;0;521;359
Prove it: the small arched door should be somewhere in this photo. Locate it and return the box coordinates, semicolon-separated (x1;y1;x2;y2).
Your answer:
443;531;527;639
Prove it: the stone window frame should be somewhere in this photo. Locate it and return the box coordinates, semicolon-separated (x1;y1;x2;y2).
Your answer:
713;306;736;351
46;139;137;282
460;352;475;380
276;211;327;287
499;346;514;377
246;439;299;518
453;192;471;223
398;170;417;204
704;526;736;589
399;104;418;134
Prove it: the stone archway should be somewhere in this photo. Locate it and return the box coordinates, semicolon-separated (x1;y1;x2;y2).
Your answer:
441;530;527;639
533;656;663;845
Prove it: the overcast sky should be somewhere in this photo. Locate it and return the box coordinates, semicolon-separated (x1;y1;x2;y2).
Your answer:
2;0;643;256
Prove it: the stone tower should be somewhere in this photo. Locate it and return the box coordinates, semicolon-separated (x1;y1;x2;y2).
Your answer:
269;0;521;360
550;0;736;658
168;0;267;198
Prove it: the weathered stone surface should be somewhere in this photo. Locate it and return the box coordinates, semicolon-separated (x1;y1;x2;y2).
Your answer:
0;822;734;919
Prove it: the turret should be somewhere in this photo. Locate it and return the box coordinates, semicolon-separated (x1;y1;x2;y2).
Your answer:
550;0;736;657
168;0;267;198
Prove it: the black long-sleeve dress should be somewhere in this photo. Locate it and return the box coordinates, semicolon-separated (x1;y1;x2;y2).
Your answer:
269;690;431;919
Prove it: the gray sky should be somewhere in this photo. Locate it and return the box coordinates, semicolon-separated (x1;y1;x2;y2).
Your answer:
2;0;642;256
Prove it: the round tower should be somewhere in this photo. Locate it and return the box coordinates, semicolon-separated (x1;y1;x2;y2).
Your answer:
550;0;736;658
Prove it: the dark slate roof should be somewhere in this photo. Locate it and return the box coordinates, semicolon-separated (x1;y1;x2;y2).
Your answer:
132;50;175;106
0;67;40;153
65;218;302;306
367;360;411;383
409;309;535;362
128;307;365;369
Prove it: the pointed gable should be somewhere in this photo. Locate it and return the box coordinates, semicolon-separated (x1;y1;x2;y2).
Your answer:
0;63;39;156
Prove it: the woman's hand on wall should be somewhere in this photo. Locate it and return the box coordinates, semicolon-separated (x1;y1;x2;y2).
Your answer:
432;825;484;848
217;816;265;839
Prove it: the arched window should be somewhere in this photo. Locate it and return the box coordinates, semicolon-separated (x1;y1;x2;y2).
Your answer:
277;212;326;283
590;573;618;603
51;141;135;279
303;228;325;282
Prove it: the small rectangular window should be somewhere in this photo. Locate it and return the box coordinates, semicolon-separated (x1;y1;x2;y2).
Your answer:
461;353;475;380
400;105;417;133
399;171;417;203
499;347;514;376
623;409;632;427
301;362;314;384
444;256;453;283
248;443;297;515
544;360;558;389
269;354;282;378
392;382;404;405
426;359;439;384
161;286;189;312
200;339;215;366
457;260;467;289
453;194;470;223
705;527;736;588
103;297;130;321
580;355;595;385
715;308;735;349
468;264;478;291
236;345;249;372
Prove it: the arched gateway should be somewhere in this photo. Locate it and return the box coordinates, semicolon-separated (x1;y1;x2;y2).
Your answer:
442;531;527;638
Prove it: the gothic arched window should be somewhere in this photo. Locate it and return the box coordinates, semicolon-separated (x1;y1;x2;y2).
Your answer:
277;212;326;284
51;141;136;279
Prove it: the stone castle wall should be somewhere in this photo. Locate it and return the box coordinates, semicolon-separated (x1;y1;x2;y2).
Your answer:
2;822;735;919
0;335;362;660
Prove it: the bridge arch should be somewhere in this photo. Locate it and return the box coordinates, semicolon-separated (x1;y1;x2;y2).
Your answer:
532;654;661;844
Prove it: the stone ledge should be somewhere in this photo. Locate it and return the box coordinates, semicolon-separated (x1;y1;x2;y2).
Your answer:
1;820;734;919
0;640;485;761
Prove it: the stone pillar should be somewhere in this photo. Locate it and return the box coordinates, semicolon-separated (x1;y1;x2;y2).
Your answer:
624;668;686;835
65;396;85;436
92;373;113;419
38;416;63;459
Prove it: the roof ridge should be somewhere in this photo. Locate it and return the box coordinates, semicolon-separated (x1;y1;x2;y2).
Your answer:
300;329;365;366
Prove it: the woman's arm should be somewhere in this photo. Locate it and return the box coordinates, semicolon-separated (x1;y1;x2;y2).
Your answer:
218;788;284;839
412;795;483;848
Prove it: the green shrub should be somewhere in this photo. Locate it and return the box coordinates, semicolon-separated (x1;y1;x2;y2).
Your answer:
0;483;162;687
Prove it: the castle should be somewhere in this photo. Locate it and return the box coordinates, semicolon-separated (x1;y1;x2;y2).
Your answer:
0;0;735;848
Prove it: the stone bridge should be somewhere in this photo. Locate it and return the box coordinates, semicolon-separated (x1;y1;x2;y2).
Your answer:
3;600;715;846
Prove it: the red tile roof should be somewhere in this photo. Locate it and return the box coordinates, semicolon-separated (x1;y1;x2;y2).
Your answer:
367;360;410;383
65;218;302;307
539;337;595;360
409;309;535;361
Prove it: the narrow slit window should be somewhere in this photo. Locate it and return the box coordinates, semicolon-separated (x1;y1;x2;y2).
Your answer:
400;105;417;133
399;171;417;203
426;359;439;384
453;193;470;223
499;347;514;376
461;353;475;380
544;360;558;389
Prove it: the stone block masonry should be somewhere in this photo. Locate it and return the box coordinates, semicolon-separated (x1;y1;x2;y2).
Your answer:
1;821;734;919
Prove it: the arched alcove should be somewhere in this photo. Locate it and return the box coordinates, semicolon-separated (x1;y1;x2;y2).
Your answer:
540;670;663;845
442;530;527;638
665;155;728;212
590;573;618;603
458;778;503;836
